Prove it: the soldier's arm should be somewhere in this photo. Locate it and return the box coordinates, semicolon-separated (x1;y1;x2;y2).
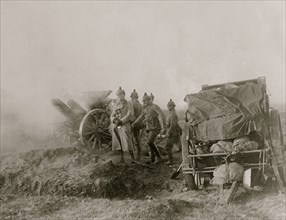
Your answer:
166;115;174;136
121;102;134;124
153;104;166;130
138;103;143;116
133;111;145;126
110;106;118;124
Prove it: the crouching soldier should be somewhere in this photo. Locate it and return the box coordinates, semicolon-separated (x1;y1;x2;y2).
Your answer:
164;99;182;165
132;93;166;164
130;89;143;161
111;87;135;163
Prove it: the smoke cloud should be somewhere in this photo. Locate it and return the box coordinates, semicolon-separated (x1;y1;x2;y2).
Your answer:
1;1;285;153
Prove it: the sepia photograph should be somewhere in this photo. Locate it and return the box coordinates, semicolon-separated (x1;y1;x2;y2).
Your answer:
1;0;285;219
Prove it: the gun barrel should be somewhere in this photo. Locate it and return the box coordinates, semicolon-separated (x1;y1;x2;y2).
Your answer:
67;99;87;116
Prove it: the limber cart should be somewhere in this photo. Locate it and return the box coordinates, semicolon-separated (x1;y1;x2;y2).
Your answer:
181;77;285;190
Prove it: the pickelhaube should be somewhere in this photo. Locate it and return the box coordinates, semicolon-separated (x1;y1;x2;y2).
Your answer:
116;86;125;96
130;89;139;99
167;99;176;107
142;92;151;101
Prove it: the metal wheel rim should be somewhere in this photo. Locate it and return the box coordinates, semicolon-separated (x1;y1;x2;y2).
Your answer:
194;173;205;189
79;109;111;150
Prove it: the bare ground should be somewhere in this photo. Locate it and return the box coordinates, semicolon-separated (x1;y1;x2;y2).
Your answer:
0;145;285;220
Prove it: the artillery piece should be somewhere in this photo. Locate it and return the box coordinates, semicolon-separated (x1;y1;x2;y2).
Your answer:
51;91;113;152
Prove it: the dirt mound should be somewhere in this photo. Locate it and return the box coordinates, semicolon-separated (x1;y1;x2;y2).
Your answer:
1;147;285;219
0;147;180;199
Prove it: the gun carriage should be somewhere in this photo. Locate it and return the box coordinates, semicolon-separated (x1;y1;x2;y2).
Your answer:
51;91;112;152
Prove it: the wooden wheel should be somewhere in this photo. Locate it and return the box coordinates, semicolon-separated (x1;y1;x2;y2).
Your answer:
79;109;112;151
194;173;205;189
185;174;198;190
55;120;79;146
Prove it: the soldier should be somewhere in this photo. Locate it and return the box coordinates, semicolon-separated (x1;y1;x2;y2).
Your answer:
150;93;154;103
111;87;135;163
130;89;143;161
132;93;166;164
164;99;182;165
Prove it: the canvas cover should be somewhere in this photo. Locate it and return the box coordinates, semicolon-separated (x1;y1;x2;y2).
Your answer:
184;83;266;141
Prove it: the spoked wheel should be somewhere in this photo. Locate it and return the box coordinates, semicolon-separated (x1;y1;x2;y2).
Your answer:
79;109;112;152
55;120;79;146
185;174;198;190
194;173;205;189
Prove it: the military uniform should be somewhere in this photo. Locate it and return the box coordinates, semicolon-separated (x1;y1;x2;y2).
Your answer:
131;90;143;120
150;93;154;103
165;99;182;165
130;89;143;161
111;87;135;161
134;94;166;163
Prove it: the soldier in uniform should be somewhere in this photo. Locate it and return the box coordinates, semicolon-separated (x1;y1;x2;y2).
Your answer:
132;93;166;164
164;99;182;165
111;87;135;163
130;89;143;161
150;93;154;103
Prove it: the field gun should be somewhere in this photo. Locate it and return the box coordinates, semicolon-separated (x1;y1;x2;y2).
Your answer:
51;91;113;152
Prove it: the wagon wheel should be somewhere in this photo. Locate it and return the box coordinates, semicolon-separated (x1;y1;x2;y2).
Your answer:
79;109;112;152
194;173;205;189
185;174;197;190
55;121;79;146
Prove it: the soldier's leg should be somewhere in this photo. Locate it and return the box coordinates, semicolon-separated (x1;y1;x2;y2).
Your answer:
146;131;155;163
164;137;174;165
175;135;182;152
133;128;141;161
146;130;161;163
149;147;155;163
129;150;135;162
112;127;125;163
124;124;135;162
151;143;163;163
149;129;162;163
146;142;155;163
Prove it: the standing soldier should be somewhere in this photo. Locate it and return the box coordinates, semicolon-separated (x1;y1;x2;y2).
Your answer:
111;87;135;163
132;93;166;164
150;93;154;103
130;89;143;161
164;99;182;165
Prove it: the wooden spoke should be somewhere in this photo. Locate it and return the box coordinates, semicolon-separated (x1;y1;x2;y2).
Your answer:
92;138;97;149
79;109;112;151
194;173;205;189
88;134;95;142
85;130;95;135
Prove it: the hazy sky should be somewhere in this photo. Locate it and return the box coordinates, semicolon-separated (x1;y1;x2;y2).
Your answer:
1;1;285;125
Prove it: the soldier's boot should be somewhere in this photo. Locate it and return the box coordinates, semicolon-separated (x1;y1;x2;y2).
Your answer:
129;151;135;163
145;144;155;164
164;150;174;165
152;143;163;164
